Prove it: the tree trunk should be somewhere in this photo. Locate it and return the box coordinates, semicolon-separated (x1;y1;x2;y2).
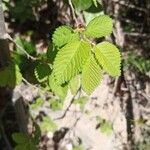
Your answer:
101;0;135;149
0;0;10;67
0;1;30;144
0;0;11;112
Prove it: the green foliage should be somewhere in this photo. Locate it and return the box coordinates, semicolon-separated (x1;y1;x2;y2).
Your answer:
12;133;29;144
12;133;36;150
74;96;88;111
81;54;102;94
2;13;120;98
0;14;121;96
73;145;84;150
15;37;36;55
52;26;79;48
5;0;42;23
2;0;9;11
30;98;44;110
84;15;113;38
49;15;120;95
69;75;80;95
124;53;150;76
34;63;51;82
15;65;23;85
92;0;98;7
49;73;68;99
94;42;121;76
53;41;91;84
72;0;93;11
46;44;57;63
0;64;22;87
96;117;113;136
83;11;103;25
40;116;57;133
49;98;64;111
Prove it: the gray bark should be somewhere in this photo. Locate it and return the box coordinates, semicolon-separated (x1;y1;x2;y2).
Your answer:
0;0;6;39
0;0;10;68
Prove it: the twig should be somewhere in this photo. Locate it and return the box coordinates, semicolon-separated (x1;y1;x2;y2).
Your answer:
137;91;150;102
112;0;146;12
4;34;38;61
68;0;78;25
22;77;38;89
124;32;150;37
54;95;76;120
22;77;47;99
54;87;81;120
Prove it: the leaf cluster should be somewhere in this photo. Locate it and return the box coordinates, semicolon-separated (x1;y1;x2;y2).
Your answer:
51;15;121;95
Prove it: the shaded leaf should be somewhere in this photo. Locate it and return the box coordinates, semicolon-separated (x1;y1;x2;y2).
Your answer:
72;0;92;11
12;133;28;144
34;63;51;82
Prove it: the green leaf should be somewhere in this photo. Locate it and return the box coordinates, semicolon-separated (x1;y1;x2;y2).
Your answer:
47;44;58;63
12;132;36;150
40;116;57;132
53;41;91;84
34;63;51;82
74;96;88;111
92;0;98;7
73;145;84;150
15;37;36;55
32;124;41;145
14;141;36;150
0;67;10;87
0;64;20;87
49;99;64;111
52;26;79;47
30;98;44;110
96;117;113;136
83;11;103;25
100;121;113;135
81;54;102;95
49;73;68;99
84;15;113;38
94;41;121;76
15;65;22;85
12;133;28;144
72;0;92;11
69;75;80;95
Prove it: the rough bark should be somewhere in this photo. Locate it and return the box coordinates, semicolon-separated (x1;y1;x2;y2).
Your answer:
0;0;10;67
102;0;135;148
0;0;11;111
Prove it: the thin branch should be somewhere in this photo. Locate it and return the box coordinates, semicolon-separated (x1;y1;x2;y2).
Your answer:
112;0;146;12
4;34;38;61
68;0;78;26
137;91;150;102
22;77;48;100
124;32;150;37
22;77;38;89
54;87;81;120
